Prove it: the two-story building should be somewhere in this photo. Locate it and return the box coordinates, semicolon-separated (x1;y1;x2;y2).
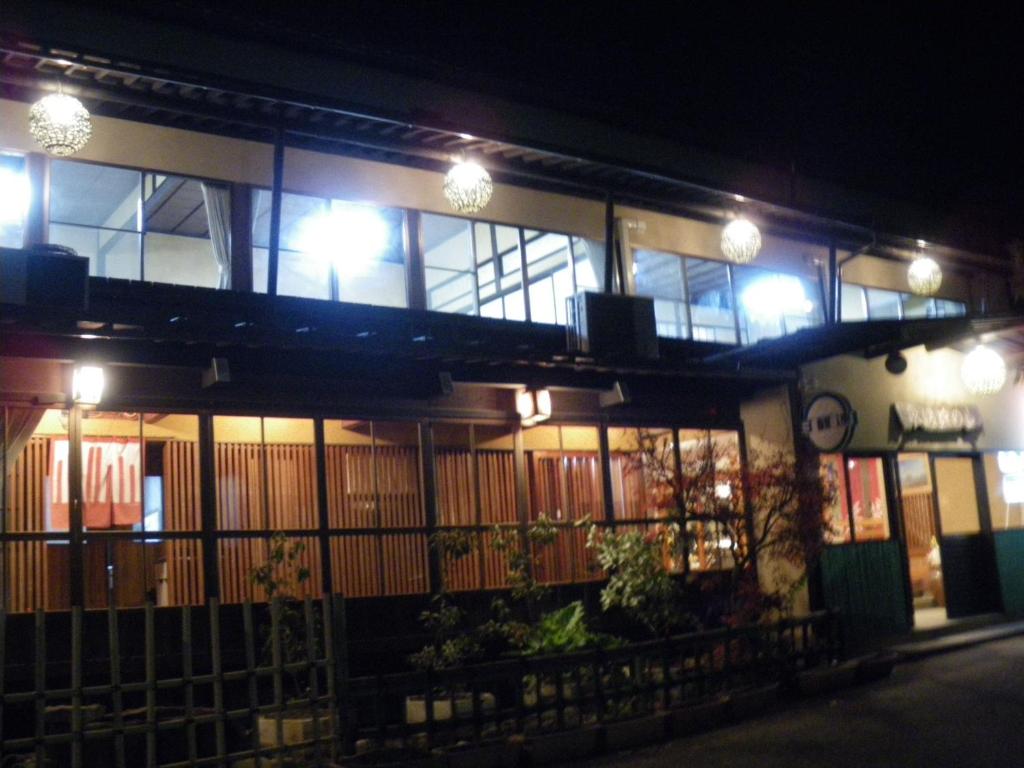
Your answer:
2;1;1024;664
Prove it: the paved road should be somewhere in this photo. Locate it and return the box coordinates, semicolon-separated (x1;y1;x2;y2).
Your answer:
584;636;1024;768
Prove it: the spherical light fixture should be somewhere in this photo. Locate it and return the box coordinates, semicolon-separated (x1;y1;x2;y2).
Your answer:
961;345;1006;396
28;92;93;156
443;160;493;214
720;217;762;264
907;255;942;296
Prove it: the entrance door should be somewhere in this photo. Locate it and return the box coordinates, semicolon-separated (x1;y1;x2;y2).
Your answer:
897;453;944;626
932;456;1001;618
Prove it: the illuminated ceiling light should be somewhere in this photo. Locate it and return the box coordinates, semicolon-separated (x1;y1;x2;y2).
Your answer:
296;203;390;274
29;90;93;156
961;345;1006;396
907;255;942;296
516;387;552;427
72;365;105;406
741;274;811;320
443;160;493;214
0;167;30;225
720;217;762;264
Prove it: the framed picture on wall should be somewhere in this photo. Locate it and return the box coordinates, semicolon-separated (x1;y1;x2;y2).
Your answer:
898;453;931;493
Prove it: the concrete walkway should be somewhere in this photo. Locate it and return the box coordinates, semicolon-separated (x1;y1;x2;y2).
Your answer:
583;635;1024;768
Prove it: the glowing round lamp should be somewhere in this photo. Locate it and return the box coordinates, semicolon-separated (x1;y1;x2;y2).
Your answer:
907;256;942;296
961;345;1006;396
443;161;493;214
720;217;762;264
29;93;93;156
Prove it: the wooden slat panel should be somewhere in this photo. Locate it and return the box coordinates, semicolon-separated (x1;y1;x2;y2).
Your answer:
4;438;49;612
163;441;203;606
479;451;517;524
329;535;380;597
382;534;428;595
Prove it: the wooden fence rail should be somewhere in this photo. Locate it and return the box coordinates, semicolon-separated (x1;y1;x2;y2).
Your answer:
0;599;839;766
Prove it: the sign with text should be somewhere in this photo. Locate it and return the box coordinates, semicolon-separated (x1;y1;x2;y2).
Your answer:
802;392;857;452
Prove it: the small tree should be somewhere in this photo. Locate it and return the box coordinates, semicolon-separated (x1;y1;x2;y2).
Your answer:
409;529;481;672
250;532;313;698
624;429;834;624
586;523;691;637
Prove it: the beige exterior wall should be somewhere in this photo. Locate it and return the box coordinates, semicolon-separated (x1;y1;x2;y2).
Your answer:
802;345;1024;452
739;385;811;616
842;253;972;304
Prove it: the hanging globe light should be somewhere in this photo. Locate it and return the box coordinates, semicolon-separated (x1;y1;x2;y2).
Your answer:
907;255;942;296
443;160;493;214
720;217;762;264
961;345;1006;395
28;91;93;156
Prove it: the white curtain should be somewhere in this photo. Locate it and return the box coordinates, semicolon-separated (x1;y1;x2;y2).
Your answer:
202;182;232;289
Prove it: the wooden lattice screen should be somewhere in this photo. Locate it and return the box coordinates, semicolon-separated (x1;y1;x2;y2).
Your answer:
3;436;51;613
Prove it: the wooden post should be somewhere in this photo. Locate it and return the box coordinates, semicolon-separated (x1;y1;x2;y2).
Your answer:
229;182;254;292
266;127;286;297
107;604;126;768
24;152;49;248
198;415;220;601
208;598;228;762
405;209;427;310
329;593;352;755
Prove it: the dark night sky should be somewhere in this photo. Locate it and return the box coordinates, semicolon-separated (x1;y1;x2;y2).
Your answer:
109;2;1024;248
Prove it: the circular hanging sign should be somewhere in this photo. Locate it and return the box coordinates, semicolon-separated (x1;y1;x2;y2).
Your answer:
802;392;857;452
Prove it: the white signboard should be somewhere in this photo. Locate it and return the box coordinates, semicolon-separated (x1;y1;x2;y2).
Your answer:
802;393;857;452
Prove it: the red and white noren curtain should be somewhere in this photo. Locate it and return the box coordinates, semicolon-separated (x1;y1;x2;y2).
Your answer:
49;438;143;530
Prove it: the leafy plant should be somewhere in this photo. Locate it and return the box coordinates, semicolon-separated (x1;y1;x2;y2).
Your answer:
409;530;481;672
520;601;620;656
250;532;314;698
586;525;689;637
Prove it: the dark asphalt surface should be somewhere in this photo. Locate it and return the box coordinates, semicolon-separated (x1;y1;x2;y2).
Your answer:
583;636;1024;768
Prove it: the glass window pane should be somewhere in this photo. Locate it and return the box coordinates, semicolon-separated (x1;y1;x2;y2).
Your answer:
80;412;143;531
608;427;674;521
219;535;320;604
985;452;1024;530
0;154;28;248
50;223;141;280
525;231;573;325
865;288;902;320
840;283;868;321
685;258;736;343
50;160;140;231
571;237;605;293
934;299;966;317
934;456;980;535
4;408;67;533
735;267;822;343
143;232;221;288
820;454;851;543
901;293;934;318
847;457;890;541
424;213;476;313
633;249;687;339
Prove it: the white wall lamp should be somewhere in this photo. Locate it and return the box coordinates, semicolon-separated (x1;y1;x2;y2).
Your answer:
29;84;93;157
516;387;552;427
720;215;762;264
907;240;942;296
443;159;493;214
961;345;1006;396
71;365;105;406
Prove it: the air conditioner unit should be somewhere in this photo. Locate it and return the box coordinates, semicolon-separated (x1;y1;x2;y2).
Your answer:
567;292;659;359
0;245;89;311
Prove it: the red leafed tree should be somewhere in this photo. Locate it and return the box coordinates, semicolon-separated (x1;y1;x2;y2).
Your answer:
625;429;835;624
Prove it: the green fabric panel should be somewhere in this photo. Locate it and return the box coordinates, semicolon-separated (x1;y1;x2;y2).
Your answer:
821;541;910;648
994;531;1024;618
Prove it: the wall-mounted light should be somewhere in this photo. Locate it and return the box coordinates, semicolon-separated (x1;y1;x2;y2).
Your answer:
907;253;942;296
29;88;93;156
72;365;105;406
961;345;1006;395
516;387;552;426
443;160;493;214
721;216;762;264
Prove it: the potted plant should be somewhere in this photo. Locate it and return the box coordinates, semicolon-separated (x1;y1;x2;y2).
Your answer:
406;530;494;725
250;532;331;750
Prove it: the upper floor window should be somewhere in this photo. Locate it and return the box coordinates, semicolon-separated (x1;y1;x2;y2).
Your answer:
422;212;602;324
0;153;28;248
841;283;966;321
734;265;824;344
48;159;229;288
252;190;408;307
